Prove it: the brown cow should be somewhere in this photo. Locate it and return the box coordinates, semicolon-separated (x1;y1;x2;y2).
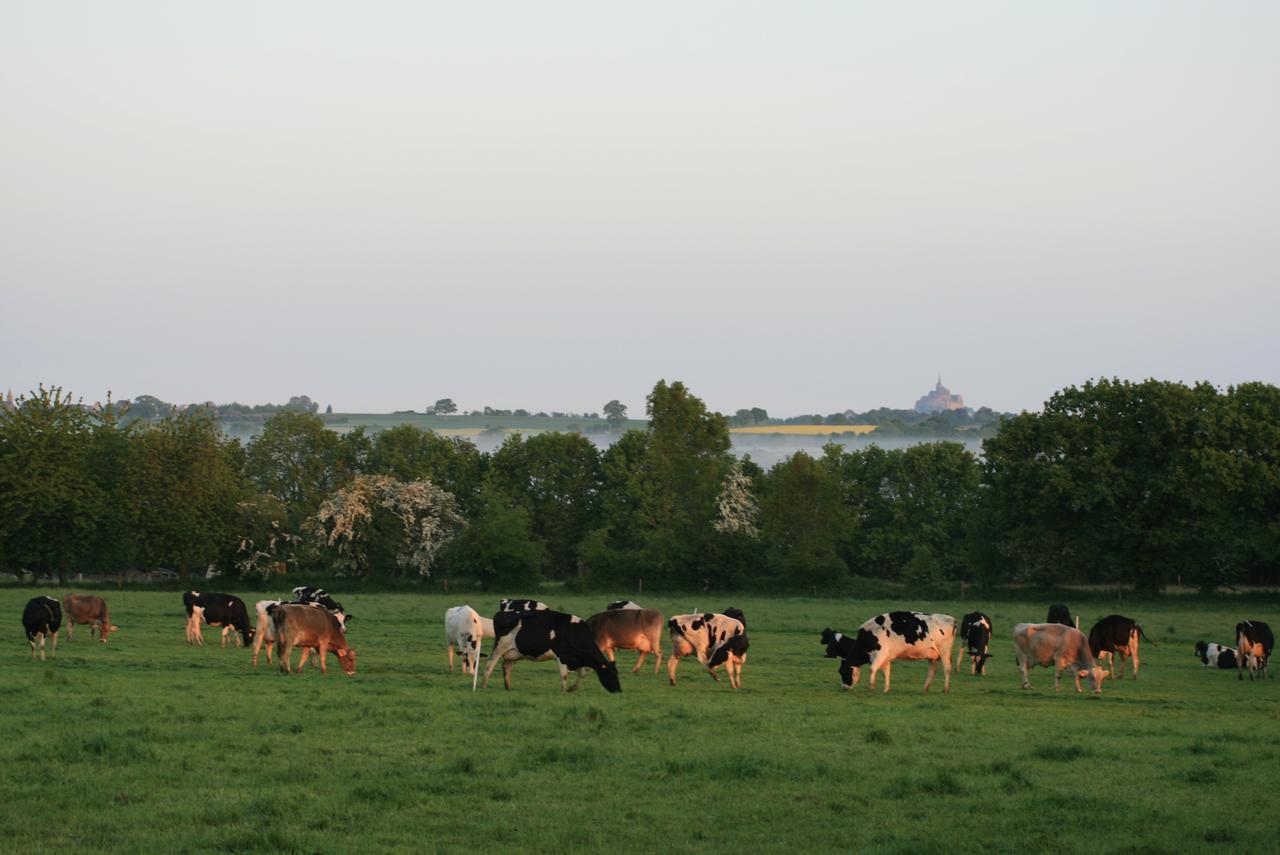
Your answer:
586;608;664;674
1013;623;1106;694
271;604;356;676
62;594;117;643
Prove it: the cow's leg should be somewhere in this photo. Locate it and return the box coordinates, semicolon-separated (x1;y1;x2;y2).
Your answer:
1053;659;1063;692
667;653;680;686
482;636;516;689
317;643;328;675
653;642;663;674
252;629;265;667
66;621;74;642
923;658;937;694
632;649;646;674
1131;638;1140;680
502;659;513;690
296;646;312;672
279;639;293;673
880;660;892;693
942;654;952;694
447;641;455;673
50;630;57;659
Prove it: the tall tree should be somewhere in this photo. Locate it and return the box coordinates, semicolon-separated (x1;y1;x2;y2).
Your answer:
0;386;102;582
603;399;628;428
366;424;485;513
760;451;846;589
433;398;458;416
245;411;354;527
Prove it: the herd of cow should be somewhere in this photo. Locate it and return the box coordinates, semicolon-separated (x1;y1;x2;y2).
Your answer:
17;591;1276;697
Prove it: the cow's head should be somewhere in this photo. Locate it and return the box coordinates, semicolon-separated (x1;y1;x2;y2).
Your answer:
1081;664;1106;694
595;658;622;693
1193;641;1208;660
100;624;119;643
336;648;357;676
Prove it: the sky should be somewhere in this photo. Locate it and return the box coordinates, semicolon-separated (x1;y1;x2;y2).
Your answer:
3;2;1277;417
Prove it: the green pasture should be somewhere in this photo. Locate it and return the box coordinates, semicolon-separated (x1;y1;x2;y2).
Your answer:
3;591;1278;853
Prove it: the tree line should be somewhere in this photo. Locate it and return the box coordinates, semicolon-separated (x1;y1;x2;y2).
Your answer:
1;378;1277;593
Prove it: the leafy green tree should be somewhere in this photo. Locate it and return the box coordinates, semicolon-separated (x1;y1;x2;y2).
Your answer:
0;386;103;582
440;486;546;590
433;398;458;416
486;432;602;579
245;411;354;527
759;451;847;589
603;399;628;428
127;410;246;580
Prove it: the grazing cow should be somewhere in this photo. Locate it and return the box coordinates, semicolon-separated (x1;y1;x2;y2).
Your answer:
291;587;351;625
1087;614;1153;680
1193;641;1237;670
606;600;642;611
253;597;350;666
499;598;549;613
482;610;621;693
1013;623;1106;693
1047;604;1073;626
666;610;749;689
955;611;993;675
23;596;62;660
587;608;664;674
62;593;117;643
183;592;253;648
445;605;495;674
820;612;956;694
272;604;357;676
1236;621;1273;681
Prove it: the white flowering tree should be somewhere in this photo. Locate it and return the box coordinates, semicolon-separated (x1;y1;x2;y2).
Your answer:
713;460;760;539
310;474;466;577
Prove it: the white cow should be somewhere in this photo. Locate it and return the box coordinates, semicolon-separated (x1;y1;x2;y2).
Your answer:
445;605;494;675
1012;623;1106;694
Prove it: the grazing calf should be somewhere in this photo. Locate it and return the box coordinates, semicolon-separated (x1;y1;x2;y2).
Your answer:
667;610;749;689
587;608;664;674
606;600;642;611
23;596;62;660
183;592;253;648
272;604;356;676
499;598;549;613
1087;614;1152;680
1047;604;1073;626
482;610;621;693
1012;623;1105;694
1236;621;1273;681
62;593;117;643
444;605;494;674
955;611;993;675
820;612;956;694
1193;641;1237;670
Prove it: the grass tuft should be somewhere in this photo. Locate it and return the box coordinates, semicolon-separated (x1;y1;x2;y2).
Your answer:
1030;743;1091;762
865;727;893;745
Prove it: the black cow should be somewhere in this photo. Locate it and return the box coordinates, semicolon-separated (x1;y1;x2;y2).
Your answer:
183;591;253;648
499;598;549;613
482;609;621;693
1087;614;1153;680
1193;641;1237;670
23;596;62;660
1047;604;1073;626
955;611;993;675
1236;621;1273;681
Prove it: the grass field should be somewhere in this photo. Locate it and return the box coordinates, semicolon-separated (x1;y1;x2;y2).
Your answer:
3;590;1278;853
730;425;878;436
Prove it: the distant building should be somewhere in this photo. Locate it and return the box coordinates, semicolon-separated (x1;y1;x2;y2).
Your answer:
914;375;967;414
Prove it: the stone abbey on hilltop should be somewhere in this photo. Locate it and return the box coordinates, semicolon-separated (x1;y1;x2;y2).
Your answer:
914;376;967;414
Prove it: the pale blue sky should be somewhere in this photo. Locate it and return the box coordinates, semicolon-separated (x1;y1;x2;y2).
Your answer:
3;2;1277;415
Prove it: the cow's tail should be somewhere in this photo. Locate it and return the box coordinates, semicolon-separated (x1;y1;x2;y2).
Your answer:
1135;624;1156;646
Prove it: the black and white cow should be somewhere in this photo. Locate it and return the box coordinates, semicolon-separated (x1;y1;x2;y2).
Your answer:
955;611;993;675
1047;604;1073;626
820;612;956;694
183;592;253;648
1193;641;1237;670
666;610;748;688
1236;620;1273;681
1087;614;1152;680
498;598;549;613
291;587;351;626
482;609;621;693
23;596;62;660
606;600;642;611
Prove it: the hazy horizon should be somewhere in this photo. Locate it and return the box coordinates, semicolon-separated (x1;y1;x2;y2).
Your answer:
4;2;1277;417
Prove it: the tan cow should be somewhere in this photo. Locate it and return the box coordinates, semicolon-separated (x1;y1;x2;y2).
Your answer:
586;608;664;674
62;594;117;643
272;604;357;676
1013;623;1106;694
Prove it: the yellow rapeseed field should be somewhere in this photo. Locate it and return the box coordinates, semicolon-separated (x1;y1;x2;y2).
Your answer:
730;424;877;435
